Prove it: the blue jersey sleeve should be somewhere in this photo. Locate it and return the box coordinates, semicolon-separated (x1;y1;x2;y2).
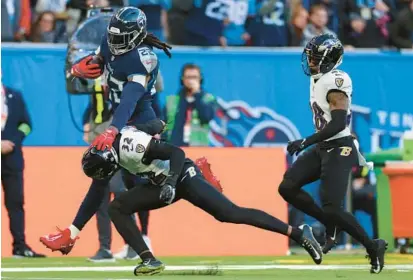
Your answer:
124;46;159;82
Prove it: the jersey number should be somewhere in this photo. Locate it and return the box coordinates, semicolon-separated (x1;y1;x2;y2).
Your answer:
262;1;285;26
205;0;248;25
107;75;123;104
311;102;327;131
121;137;134;152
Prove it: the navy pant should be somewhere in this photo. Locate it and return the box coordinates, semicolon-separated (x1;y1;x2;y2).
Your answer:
2;171;26;250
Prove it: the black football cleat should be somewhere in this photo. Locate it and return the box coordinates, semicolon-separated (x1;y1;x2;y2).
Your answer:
134;258;165;276
366;239;388;274
13;245;46;258
322;227;338;254
299;224;323;265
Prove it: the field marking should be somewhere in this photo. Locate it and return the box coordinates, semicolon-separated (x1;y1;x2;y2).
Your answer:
2;264;413;273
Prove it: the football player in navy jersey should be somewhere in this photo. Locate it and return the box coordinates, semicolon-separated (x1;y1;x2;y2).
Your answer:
40;7;170;273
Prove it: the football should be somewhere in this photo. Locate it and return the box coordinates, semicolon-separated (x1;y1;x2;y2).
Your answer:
88;55;104;72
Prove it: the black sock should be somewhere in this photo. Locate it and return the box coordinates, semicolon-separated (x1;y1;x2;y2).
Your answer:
140;250;155;261
108;202;154;260
291;227;303;243
138;211;150;236
329;210;375;251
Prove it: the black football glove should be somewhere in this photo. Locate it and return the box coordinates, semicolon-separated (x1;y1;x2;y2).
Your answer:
287;138;308;156
159;184;176;204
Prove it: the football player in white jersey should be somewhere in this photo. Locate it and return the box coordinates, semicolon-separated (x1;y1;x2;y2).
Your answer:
277;34;387;274
81;125;323;275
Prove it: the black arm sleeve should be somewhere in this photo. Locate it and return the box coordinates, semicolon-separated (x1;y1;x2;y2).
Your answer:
143;139;186;186
305;109;348;146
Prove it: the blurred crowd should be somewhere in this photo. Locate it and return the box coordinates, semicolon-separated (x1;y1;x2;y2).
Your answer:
1;0;413;49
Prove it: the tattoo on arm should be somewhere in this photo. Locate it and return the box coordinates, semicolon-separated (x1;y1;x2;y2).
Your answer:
327;91;349;110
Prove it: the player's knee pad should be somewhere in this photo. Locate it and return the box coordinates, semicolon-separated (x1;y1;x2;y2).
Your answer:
278;179;298;200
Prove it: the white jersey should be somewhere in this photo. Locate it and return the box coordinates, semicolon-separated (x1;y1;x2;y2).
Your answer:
310;69;352;141
119;126;170;185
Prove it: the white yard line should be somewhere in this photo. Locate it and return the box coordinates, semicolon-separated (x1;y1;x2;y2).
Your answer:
2;264;413;273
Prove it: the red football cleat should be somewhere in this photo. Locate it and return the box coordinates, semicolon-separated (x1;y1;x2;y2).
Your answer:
39;227;79;255
195;157;223;193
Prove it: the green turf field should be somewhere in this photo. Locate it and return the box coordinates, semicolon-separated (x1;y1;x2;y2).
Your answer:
2;254;413;280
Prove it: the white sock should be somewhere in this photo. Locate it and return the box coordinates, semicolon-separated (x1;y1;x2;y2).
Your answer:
69;225;80;239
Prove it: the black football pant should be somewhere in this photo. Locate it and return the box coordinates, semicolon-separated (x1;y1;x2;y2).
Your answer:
95;170;149;251
278;136;375;250
108;160;291;257
1;171;26;250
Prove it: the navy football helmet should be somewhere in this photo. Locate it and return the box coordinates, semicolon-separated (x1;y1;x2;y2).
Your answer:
82;146;119;180
302;34;344;78
107;7;147;55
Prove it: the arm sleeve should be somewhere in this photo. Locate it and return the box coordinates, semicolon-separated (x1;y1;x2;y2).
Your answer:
110;82;146;130
144;139;186;186
305;109;348;146
194;93;216;123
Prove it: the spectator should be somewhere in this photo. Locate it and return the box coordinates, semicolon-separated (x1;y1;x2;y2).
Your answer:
248;0;290;47
1;82;45;258
223;0;255;46
339;0;394;48
129;0;170;41
389;0;413;49
302;0;340;34
166;0;193;45
302;4;336;46
66;0;123;35
1;0;31;42
34;0;67;14
164;64;216;147
30;11;67;43
184;1;226;46
289;3;309;46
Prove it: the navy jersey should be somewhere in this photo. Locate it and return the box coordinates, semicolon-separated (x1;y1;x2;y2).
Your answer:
249;0;288;47
185;0;228;45
98;34;159;104
97;35;159;125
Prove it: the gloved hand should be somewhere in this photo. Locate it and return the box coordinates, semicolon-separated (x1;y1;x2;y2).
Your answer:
159;184;176;204
287;138;308;156
71;55;103;79
92;127;118;151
